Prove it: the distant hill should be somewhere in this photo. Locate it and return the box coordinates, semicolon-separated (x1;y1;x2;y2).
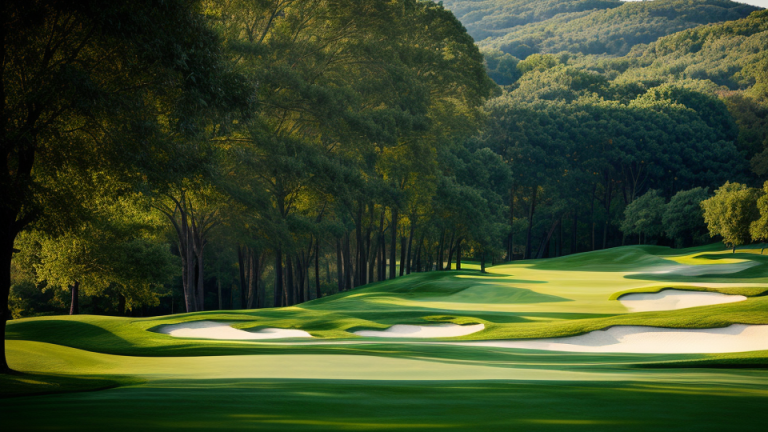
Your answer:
613;9;768;91
442;0;760;59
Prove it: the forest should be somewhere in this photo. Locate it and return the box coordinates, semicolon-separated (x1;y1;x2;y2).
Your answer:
3;0;768;375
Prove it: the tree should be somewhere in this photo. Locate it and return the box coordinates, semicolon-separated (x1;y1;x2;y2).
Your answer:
701;182;762;252
2;0;233;373
620;190;665;244
663;187;710;248
750;181;768;254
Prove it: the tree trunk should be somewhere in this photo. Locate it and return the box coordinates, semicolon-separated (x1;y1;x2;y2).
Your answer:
217;277;223;310
274;250;283;307
525;186;538;259
437;229;445;271
414;233;424;273
315;240;321;299
344;233;353;291
362;218;376;284
186;241;197;312
456;240;462;270
282;267;289;306
508;184;515;261
238;245;247;309
1;241;12;372
255;253;261;308
196;246;205;311
336;238;344;291
480;251;486;273
445;231;456;270
399;236;407;276
296;253;304;303
405;218;415;275
69;281;80;315
180;242;189;310
379;214;387;281
572;209;578;255
355;203;363;287
368;234;376;284
590;184;597;251
536;217;561;259
286;255;295;305
389;208;398;279
415;236;423;273
247;252;258;309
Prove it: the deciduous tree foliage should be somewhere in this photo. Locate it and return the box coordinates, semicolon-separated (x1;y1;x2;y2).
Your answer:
663;187;711;248
621;190;665;244
701;182;763;252
2;0;236;372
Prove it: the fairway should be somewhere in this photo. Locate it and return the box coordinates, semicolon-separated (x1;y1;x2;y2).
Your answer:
4;244;768;430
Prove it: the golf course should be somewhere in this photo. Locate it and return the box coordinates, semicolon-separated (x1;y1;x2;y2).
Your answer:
4;244;768;430
5;0;768;430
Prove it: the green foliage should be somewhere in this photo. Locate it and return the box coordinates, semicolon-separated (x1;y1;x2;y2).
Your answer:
620;190;665;242
517;54;561;75
15;191;177;313
750;181;768;247
701;182;763;251
613;9;768;91
482;49;521;86
663;187;711;248
444;0;758;59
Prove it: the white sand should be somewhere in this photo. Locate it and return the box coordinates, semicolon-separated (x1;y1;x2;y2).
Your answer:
449;324;768;354
354;323;485;338
619;289;747;312
154;321;312;340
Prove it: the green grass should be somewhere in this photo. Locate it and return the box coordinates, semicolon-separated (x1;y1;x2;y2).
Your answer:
4;243;768;430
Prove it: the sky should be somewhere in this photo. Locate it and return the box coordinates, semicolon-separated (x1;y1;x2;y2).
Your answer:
621;0;767;8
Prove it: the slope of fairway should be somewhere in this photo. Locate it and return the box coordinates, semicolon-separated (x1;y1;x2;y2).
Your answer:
7;245;768;355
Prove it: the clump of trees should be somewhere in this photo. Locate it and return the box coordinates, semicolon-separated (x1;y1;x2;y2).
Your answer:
3;0;500;372
620;188;712;248
701;182;767;253
617;181;768;253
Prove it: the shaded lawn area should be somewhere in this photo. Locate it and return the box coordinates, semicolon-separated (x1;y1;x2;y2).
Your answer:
3;379;768;431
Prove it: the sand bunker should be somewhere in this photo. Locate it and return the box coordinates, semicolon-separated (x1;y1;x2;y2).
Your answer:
354;323;485;338
619;289;746;312
154;321;312;340
450;324;768;354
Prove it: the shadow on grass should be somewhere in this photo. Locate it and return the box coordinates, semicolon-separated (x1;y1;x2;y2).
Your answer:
0;371;135;399
4;379;767;431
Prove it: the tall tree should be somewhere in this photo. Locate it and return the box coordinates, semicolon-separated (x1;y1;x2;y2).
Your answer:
1;0;232;373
